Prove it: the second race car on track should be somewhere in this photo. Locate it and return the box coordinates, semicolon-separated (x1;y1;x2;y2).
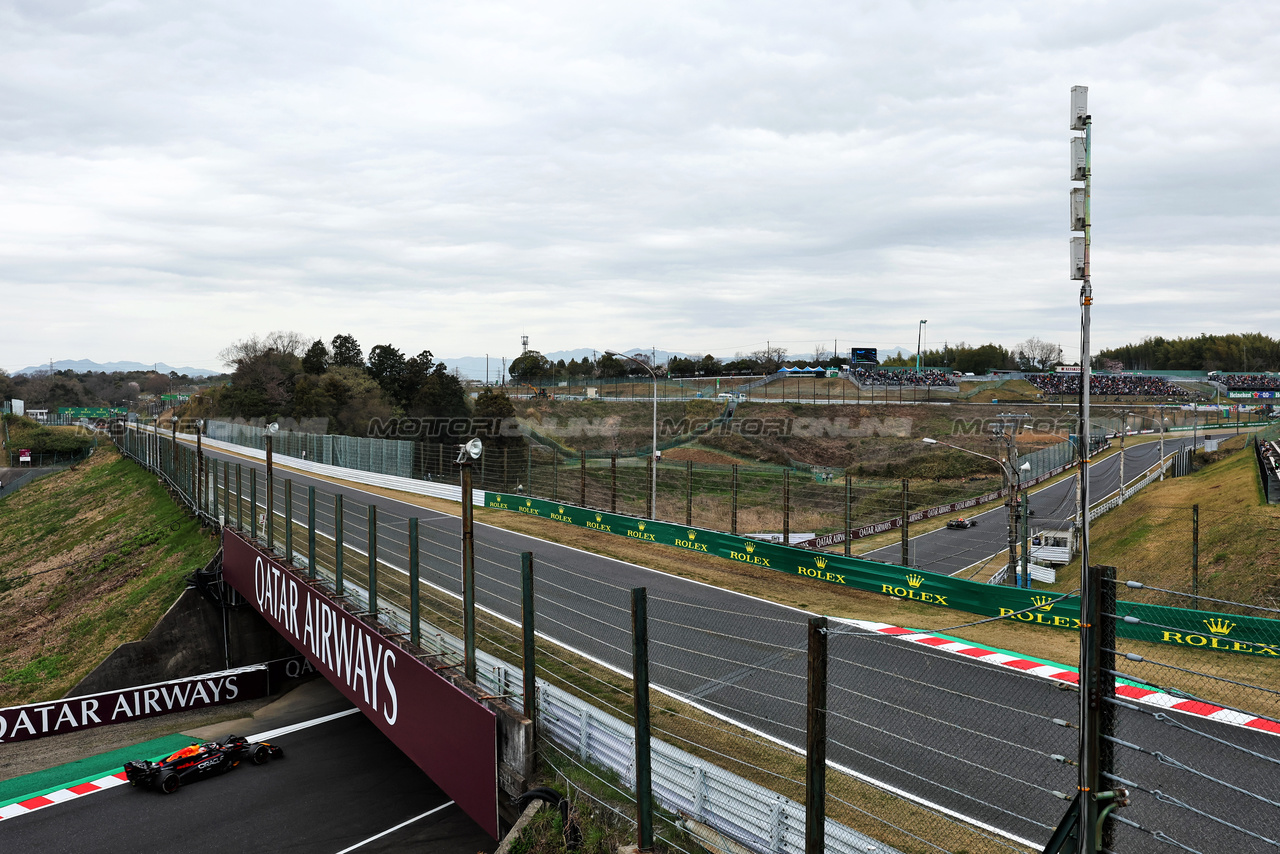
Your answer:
124;735;284;793
945;517;978;529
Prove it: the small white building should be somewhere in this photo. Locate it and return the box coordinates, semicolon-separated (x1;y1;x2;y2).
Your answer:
1029;528;1075;566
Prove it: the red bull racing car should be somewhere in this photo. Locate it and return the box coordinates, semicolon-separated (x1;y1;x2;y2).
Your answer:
124;735;284;793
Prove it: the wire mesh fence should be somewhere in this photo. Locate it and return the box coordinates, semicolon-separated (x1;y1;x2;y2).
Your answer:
115;423;1280;853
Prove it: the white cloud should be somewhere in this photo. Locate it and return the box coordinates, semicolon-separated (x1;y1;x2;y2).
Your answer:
1;0;1277;374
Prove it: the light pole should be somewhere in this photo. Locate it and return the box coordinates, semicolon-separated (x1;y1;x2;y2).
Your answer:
1127;412;1167;481
1118;411;1129;505
457;437;483;683
1017;461;1032;588
916;320;927;374
922;437;1020;585
607;350;659;519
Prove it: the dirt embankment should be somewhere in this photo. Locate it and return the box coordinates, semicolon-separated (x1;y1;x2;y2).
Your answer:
0;445;218;707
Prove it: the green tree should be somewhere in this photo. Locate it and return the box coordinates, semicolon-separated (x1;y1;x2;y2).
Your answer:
509;351;552;382
302;339;330;375
367;345;408;403
322;366;392;435
473;388;521;449
291;375;335;419
330;334;364;369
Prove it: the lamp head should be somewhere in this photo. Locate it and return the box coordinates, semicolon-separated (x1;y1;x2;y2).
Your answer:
465;437;483;459
921;437;937;445
195;419;204;428
170;415;178;424
266;422;279;435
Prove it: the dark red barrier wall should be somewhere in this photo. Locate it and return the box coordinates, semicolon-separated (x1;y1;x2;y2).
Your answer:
222;531;498;838
0;666;269;742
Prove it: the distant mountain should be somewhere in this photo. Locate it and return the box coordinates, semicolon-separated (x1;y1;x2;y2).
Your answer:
12;359;220;377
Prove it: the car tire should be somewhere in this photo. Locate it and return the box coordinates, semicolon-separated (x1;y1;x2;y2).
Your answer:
159;772;180;794
251;745;270;765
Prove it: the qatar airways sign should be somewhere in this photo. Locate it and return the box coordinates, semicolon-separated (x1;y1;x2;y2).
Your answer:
221;531;498;838
0;667;268;743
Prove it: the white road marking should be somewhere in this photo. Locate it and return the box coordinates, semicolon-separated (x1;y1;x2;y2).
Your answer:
332;800;456;853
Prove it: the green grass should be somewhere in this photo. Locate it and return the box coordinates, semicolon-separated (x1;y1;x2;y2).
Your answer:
0;446;218;705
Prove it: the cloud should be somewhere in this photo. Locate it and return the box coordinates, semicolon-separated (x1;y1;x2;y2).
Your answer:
1;0;1277;373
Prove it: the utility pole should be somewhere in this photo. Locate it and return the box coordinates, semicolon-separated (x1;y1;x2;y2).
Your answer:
996;413;1030;585
1118;411;1128;504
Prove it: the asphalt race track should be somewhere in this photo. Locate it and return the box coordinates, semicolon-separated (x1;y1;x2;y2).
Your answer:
174;434;1277;852
0;689;493;854
862;437;1198;573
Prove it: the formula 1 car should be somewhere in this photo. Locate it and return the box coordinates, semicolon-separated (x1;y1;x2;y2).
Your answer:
945;517;977;530
124;735;284;794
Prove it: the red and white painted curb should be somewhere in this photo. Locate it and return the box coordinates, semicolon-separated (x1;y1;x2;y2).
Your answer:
0;709;357;823
844;619;1280;737
0;771;130;821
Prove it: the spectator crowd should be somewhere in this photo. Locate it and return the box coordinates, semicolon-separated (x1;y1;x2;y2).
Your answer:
852;368;957;387
1221;374;1280;390
1026;374;1192;397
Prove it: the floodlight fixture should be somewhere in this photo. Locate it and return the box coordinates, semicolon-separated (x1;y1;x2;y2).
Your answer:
465;437;483;459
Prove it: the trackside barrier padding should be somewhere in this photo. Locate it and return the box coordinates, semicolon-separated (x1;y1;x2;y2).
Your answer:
485;493;1280;659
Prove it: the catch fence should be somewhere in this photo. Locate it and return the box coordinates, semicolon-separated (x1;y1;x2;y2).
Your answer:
116;422;1280;853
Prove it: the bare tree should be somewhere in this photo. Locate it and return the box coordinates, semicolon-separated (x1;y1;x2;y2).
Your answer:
219;331;309;368
1013;337;1064;371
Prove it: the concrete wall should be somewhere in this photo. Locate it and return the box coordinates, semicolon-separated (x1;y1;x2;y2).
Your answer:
68;572;296;697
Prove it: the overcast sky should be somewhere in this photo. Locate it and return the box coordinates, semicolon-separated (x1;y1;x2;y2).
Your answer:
2;0;1278;375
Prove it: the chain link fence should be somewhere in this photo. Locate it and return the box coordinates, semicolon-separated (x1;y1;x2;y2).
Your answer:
117;423;1280;853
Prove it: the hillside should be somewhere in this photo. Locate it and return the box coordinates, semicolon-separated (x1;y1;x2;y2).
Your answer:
0;445;217;705
1045;438;1280;611
518;398;1070;477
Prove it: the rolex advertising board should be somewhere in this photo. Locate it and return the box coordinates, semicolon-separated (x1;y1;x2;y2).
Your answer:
485;493;1279;659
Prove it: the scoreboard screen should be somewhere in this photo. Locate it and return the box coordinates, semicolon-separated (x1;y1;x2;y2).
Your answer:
851;348;878;365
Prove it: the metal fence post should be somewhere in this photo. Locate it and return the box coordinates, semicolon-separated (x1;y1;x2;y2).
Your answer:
367;503;378;616
611;454;618;513
462;459;477;684
409;517;420;646
901;479;910;567
250;468;258;540
1192;504;1200;609
731;464;738;535
646;456;653;519
334;493;344;595
806;615;828;854
284;479;293;565
580;453;587;506
1099;565;1118;851
783;469;791;544
307;486;316;579
844;474;852;557
686;460;693;526
235;464;243;531
522;551;537;754
552;452;558;502
631;587;654;852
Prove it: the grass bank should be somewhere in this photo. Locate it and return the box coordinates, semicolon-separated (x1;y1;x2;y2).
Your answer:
0;444;217;706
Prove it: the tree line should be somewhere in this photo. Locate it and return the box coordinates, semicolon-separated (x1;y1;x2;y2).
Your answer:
184;331;472;436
